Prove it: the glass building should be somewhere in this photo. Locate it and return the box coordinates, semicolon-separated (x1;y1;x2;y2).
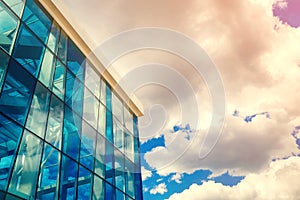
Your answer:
0;0;143;199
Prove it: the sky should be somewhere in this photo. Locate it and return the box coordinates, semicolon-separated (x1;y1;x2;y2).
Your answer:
54;0;300;199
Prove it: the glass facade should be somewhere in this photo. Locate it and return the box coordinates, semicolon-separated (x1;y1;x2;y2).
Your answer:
0;0;143;199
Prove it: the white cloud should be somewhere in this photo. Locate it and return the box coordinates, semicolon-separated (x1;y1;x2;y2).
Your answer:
141;166;152;181
150;183;168;195
168;156;300;200
171;173;182;184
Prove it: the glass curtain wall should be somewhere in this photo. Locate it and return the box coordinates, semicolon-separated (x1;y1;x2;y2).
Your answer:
0;0;143;199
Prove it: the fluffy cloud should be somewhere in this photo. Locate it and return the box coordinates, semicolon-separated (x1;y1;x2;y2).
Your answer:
150;183;168;195
168;156;300;200
141;166;152;181
171;173;182;184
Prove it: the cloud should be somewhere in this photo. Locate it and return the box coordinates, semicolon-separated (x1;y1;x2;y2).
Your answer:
171;173;182;184
141;166;152;181
150;183;168;195
168;156;300;200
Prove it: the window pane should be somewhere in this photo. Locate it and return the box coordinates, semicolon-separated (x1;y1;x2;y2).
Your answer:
65;70;84;116
36;144;60;199
60;155;77;200
38;49;56;89
114;119;124;152
0;2;19;54
92;175;105;200
100;79;106;106
105;142;114;184
114;149;125;192
80;121;96;170
12;24;46;77
98;103;106;135
45;95;64;149
0;49;9;90
124;108;133;134
57;30;67;64
25;82;51;138
52;59;66;100
47;22;60;53
0;59;36;125
116;189;125;200
67;39;85;82
85;62;100;99
83;87;99;128
95;134;105;179
63;107;81;160
2;0;25;17
77;166;92;200
0;114;23;190
105;183;114;200
22;0;52;44
124;131;134;161
8;130;43;199
112;93;123;124
125;159;135;199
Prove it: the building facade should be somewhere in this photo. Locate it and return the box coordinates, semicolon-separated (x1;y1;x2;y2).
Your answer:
0;0;143;199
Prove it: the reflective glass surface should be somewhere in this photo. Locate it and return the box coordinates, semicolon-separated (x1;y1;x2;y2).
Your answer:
67;39;85;82
0;49;9;90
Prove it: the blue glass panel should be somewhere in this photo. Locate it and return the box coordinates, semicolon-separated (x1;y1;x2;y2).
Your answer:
22;0;52;44
45;95;64;149
0;59;36;125
105;141;114;184
116;189;125;200
38;49;56;89
124;131;134;161
8;130;43;199
57;30;67;64
106;84;112;111
36;144;60;199
25;82;51;138
125;159;135;198
0;1;19;54
80;121;96;170
95;134;105;179
63;106;81;160
114;148;125;192
60;155;78;200
12;24;46;77
134;167;143;200
65;70;84;116
67;39;85;82
83;87;99;128
92;175;105;200
0;49;9;91
0;114;22;190
105;183;114;200
77;166;92;200
52;59;66;100
2;0;25;17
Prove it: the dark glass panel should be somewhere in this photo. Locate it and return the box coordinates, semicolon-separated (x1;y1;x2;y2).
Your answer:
0;59;36;125
77;166;92;200
116;189;125;200
25;82;51;138
94;134;105;179
67;39;85;82
45;95;64;149
62;106;81;160
60;155;77;200
36;144;60;199
80;121;96;170
12;24;45;77
92;175;105;200
8;130;43;199
65;70;84;116
22;0;52;44
0;49;10;90
0;1;19;54
105;183;114;200
0;114;23;190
